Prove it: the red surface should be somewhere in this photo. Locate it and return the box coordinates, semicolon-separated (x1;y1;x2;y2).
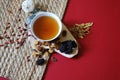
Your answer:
0;77;9;80
44;0;120;80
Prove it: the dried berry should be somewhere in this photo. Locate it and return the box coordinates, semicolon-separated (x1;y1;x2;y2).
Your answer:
0;44;4;47
16;46;19;49
4;41;9;44
12;33;15;36
23;28;27;31
0;36;3;40
16;38;19;41
18;7;22;11
26;56;30;62
19;38;26;46
18;19;21;22
36;58;45;65
62;30;67;37
9;40;14;44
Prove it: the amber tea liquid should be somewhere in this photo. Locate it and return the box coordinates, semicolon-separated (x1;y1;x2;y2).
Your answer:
33;16;59;40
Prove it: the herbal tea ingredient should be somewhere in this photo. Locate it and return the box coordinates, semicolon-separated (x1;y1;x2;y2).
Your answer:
0;22;28;49
69;22;93;38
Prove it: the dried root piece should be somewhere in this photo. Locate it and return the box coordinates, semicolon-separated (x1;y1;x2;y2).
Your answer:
69;22;93;38
43;51;49;59
32;51;41;58
48;49;54;53
34;40;39;45
43;42;51;46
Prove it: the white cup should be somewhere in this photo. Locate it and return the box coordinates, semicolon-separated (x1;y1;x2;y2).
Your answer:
30;12;62;42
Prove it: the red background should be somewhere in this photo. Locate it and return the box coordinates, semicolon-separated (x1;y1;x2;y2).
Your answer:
1;0;120;80
44;0;120;80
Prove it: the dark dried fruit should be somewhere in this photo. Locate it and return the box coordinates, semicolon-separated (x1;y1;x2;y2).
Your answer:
36;58;45;65
62;30;67;37
59;40;77;54
72;41;77;48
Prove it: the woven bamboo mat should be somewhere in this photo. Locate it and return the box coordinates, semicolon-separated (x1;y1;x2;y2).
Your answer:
0;0;68;80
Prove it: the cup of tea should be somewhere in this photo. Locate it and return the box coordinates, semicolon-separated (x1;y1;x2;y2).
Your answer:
30;12;62;41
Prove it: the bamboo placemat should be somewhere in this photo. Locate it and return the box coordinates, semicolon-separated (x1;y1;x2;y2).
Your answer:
0;0;68;80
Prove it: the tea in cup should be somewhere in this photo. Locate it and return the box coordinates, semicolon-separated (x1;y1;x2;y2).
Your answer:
30;12;62;41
